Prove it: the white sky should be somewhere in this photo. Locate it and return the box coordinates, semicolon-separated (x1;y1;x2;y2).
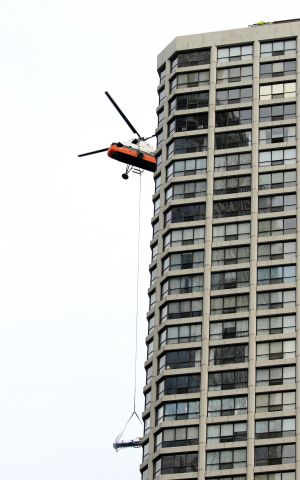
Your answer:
0;1;299;479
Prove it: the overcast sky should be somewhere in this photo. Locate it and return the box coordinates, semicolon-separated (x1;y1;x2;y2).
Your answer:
0;1;299;479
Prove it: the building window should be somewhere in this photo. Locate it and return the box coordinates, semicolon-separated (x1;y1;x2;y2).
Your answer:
150;266;156;286
257;289;296;310
259;103;295;122
165;180;207;201
210;319;249;340
152;220;159;240
256;340;296;361
213;198;251;218
170;70;210;91
214;152;251;172
158;349;201;372
145;364;152;384
154;453;198;475
259;82;296;100
208;395;248;417
214;175;251;195
207;421;247;443
160;298;203;321
257;265;296;285
158;87;165;103
158;65;166;82
260;59;296;78
159;324;202;346
255;443;295;467
259;170;296;190
167;135;208;157
144;389;151;409
258;194;296;213
142;441;149;461
256;391;296;413
161;274;204;298
255;472;295;480
157;109;164;127
215;130;252;149
155;426;199;450
156;400;200;424
157;374;200;397
169;113;208;134
260;39;296;57
151;243;158;261
153;196;160;215
217;65;253;83
208;369;248;391
258;217;296;237
154;174;161;192
256;365;296;387
216;87;252;105
216;108;252;127
213;221;250;241
259;125;296;144
162;250;204;273
144;416;150;435
209;344;248;365
148;291;156;310
255;417;296;438
259;148;296;167
256;314;296;335
212;245;250;266
165;203;206;225
206;448;247;470
169;91;209;113
164;226;205;248
218;44;253;62
147;314;154;335
211;269;250;290
166;157;207;179
257;241;296;261
211;294;249;315
171;49;211;69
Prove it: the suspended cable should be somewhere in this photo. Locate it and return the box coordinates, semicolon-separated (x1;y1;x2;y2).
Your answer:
114;174;143;449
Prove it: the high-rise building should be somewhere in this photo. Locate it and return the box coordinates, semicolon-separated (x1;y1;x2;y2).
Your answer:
140;20;300;480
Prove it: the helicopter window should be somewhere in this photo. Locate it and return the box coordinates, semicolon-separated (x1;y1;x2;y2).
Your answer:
171;48;211;70
165;180;207;202
166;158;207;179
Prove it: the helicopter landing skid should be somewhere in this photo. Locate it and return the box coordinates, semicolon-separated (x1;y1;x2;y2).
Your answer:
122;164;143;180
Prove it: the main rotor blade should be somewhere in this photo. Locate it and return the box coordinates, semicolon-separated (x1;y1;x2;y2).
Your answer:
78;147;109;157
105;91;141;139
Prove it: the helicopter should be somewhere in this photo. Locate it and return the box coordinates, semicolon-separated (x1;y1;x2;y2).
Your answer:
78;92;157;180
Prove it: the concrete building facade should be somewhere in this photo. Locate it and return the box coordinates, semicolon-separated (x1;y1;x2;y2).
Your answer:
141;20;300;480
